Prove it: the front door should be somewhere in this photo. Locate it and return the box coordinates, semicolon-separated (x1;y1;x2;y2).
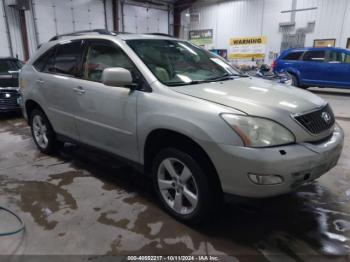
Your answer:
74;40;139;161
299;50;328;86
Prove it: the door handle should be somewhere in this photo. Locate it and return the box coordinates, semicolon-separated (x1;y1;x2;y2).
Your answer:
36;79;44;84
73;86;86;94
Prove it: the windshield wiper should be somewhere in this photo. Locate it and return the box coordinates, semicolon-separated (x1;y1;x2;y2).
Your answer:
206;73;249;82
166;80;208;86
166;73;250;86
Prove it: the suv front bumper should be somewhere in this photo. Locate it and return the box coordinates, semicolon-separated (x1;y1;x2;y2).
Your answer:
205;125;344;198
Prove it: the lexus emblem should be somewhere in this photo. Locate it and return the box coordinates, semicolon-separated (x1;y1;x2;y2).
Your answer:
321;112;331;124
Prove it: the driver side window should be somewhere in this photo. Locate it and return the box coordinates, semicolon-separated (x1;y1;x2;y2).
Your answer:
83;41;135;83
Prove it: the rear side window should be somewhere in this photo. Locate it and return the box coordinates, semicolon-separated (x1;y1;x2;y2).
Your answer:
303;51;326;62
283;52;303;61
34;41;84;77
34;49;55;72
53;41;84;76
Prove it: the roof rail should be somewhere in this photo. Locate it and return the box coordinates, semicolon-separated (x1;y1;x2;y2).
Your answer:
49;29;117;41
147;33;174;37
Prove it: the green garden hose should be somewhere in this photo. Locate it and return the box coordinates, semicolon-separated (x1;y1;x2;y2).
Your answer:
0;207;25;236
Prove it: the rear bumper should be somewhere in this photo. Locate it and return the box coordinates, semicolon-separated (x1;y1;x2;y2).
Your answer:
205;125;344;198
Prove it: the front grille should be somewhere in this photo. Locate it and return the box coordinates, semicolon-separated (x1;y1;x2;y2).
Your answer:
0;90;20;109
0;77;19;87
294;104;335;134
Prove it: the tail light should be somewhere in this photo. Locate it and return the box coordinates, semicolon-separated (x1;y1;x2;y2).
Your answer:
271;60;277;70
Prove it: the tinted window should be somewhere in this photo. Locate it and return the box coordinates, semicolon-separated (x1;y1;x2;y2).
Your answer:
83;41;135;82
53;41;83;76
0;60;11;73
329;51;350;63
283;51;303;60
34;49;56;72
303;51;326;62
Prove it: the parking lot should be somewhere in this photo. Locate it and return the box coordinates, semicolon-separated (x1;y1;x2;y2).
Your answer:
0;90;349;259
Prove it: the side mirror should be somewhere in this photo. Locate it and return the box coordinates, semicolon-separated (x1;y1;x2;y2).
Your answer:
102;67;133;87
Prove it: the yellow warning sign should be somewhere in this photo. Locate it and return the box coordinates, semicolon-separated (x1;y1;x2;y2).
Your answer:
229;36;267;60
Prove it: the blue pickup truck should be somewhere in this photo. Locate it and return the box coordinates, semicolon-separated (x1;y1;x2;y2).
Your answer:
272;47;350;89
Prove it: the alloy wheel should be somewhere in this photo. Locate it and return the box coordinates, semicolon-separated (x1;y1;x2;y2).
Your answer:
32;115;48;149
157;157;199;215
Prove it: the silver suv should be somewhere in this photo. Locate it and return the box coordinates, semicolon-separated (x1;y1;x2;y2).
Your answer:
20;30;344;223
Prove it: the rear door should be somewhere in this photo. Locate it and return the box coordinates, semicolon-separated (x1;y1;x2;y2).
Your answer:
326;50;350;88
34;40;84;139
299;50;328;86
73;39;139;161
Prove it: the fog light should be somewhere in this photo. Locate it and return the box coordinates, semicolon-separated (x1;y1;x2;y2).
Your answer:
248;173;284;185
5;93;11;98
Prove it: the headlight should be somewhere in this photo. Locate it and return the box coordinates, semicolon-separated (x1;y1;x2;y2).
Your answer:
221;114;295;147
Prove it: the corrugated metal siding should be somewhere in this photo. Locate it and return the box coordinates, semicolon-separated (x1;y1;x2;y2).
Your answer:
341;0;350;48
260;0;291;56
296;0;348;47
185;0;350;62
216;0;264;48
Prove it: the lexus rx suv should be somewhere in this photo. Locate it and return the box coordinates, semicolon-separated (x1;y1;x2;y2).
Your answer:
273;47;350;89
0;57;24;112
20;31;344;223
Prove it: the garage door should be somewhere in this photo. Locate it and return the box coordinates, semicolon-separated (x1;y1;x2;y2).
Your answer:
33;0;106;43
123;4;168;34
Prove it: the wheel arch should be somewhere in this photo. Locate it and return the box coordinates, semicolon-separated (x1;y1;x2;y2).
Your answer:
25;100;46;124
143;128;223;195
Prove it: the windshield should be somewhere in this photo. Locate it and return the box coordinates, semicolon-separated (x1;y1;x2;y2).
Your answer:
126;39;243;86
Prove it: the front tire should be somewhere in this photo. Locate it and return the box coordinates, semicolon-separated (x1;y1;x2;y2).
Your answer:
152;148;216;224
30;109;63;154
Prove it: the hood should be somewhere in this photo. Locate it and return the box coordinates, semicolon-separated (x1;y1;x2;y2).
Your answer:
170;77;325;117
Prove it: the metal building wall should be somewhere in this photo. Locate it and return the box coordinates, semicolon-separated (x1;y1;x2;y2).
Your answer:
295;0;350;48
185;0;350;62
0;0;174;60
3;3;25;59
0;1;12;57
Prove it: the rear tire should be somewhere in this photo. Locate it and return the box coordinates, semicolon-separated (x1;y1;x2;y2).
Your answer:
30;109;63;155
289;74;308;89
152;148;216;224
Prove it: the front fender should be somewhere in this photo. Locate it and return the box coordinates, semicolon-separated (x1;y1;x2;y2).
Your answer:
136;91;245;163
